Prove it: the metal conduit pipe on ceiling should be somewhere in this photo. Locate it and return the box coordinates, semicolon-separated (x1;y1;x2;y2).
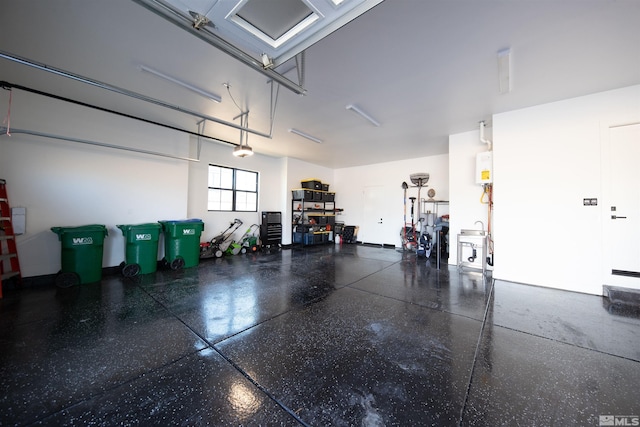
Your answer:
1;80;239;149
1;127;201;162
0;50;273;139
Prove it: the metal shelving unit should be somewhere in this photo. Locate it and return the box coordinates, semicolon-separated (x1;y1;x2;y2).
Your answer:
291;188;336;246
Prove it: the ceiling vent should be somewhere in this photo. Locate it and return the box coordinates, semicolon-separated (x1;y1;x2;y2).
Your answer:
232;0;318;49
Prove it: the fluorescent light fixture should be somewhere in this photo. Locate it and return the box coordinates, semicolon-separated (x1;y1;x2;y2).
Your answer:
140;65;222;103
497;48;512;94
233;145;254;157
346;104;380;127
288;128;323;143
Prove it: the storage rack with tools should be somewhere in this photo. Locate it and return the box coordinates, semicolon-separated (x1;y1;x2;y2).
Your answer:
291;179;336;246
422;199;450;268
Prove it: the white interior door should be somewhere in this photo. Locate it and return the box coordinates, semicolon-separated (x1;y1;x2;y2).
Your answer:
608;123;640;282
360;185;397;246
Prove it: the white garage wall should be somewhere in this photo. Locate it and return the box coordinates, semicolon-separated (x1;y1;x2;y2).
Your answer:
283;158;334;245
334;155;449;248
448;129;494;269
0;90;190;277
492;84;640;295
186;138;286;243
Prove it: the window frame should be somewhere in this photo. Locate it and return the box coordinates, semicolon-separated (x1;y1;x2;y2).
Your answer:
207;164;259;212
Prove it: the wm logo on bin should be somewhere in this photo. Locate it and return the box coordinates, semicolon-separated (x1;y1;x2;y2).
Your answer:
183;229;196;235
72;237;93;245
135;234;152;241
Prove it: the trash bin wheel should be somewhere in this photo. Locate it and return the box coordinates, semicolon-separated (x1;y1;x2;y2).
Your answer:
122;263;141;277
170;257;185;270
55;271;80;288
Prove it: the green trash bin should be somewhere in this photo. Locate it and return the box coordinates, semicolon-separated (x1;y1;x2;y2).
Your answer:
116;223;162;277
158;219;204;270
51;224;108;287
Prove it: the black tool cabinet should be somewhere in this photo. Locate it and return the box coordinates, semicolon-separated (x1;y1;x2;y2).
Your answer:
260;211;282;248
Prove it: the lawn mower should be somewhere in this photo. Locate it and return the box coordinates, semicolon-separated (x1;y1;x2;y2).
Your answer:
226;223;261;255
238;224;260;254
200;218;243;259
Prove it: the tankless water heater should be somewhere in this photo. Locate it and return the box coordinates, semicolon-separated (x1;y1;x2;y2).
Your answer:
476;151;493;184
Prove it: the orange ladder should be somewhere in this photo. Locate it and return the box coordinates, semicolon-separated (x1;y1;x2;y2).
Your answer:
0;179;22;298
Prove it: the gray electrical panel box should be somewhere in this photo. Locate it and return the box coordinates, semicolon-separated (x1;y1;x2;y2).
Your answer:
11;207;26;235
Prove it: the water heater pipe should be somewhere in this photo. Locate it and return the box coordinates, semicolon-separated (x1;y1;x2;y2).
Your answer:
479;121;492;147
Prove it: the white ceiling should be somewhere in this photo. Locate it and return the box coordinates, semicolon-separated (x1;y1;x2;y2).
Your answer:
1;0;639;168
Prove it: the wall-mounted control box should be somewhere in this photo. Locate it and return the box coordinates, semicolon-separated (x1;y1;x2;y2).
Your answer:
11;207;26;235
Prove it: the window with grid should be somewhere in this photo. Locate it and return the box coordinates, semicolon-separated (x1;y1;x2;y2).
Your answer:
208;165;258;212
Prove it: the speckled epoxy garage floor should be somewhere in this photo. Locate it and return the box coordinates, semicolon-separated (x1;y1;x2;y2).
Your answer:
1;245;639;426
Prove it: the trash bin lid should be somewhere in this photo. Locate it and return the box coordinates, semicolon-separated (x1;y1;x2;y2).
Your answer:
158;218;202;224
51;224;108;243
51;224;108;236
117;223;162;231
158;219;203;230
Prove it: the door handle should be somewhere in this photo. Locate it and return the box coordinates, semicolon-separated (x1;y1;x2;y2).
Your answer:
611;215;627;219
